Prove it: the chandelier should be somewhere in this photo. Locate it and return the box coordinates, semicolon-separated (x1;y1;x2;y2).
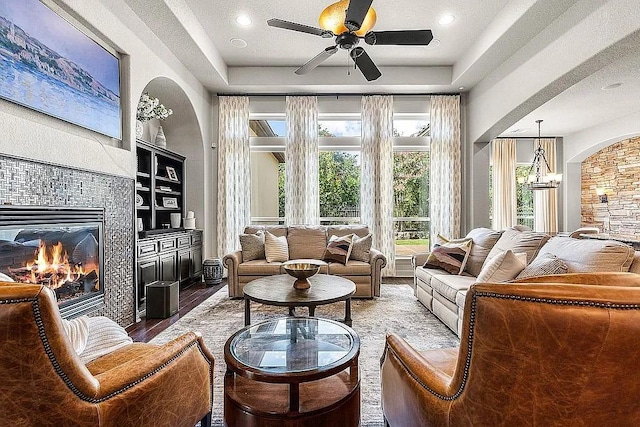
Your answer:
520;120;562;190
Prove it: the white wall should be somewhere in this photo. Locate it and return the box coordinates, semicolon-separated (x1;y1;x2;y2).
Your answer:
0;0;216;256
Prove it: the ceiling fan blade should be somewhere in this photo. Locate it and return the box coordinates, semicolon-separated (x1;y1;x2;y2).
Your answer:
295;46;339;75
345;0;374;32
364;29;434;46
350;47;381;81
267;18;333;38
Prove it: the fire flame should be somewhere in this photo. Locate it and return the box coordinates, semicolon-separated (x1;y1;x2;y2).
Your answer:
22;241;88;289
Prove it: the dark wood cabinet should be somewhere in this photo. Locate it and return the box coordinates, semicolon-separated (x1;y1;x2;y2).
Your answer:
159;252;177;282
137;258;160;302
192;246;203;278
178;249;191;284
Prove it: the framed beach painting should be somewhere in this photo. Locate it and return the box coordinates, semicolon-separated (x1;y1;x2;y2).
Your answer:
0;0;121;139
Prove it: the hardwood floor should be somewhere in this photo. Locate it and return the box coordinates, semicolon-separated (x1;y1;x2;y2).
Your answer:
126;277;413;343
126;280;226;342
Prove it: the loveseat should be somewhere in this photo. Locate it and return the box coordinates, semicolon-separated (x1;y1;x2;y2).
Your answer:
413;227;640;336
223;225;387;298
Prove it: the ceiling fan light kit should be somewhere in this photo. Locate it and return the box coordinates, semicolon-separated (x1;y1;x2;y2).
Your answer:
268;0;433;81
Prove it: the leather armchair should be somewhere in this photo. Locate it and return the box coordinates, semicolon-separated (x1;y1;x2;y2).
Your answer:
381;272;640;426
0;282;215;427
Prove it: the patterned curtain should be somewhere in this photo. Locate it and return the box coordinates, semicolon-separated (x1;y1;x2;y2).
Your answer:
361;95;395;276
491;138;517;230
217;96;250;257
534;138;558;232
285;96;319;225
430;95;461;240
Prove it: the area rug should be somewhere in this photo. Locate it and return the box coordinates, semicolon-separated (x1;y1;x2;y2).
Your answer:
150;284;459;426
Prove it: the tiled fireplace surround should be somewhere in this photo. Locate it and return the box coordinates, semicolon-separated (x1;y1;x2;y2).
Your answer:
0;154;135;326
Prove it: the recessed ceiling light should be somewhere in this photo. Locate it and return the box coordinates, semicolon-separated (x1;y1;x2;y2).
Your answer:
439;14;455;25
458;86;465;90
510;128;529;134
230;38;248;48
601;82;623;90
236;15;252;26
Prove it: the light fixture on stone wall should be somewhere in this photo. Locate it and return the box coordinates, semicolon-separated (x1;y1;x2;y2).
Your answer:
596;188;608;204
521;120;562;190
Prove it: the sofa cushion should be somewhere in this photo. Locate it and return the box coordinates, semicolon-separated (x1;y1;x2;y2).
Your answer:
350;233;372;262
515;253;568;279
463;228;504;276
415;267;445;288
238;260;284;276
327;225;370;238
265;231;289;263
430;274;476;303
455;290;467;309
327;260;371;276
323;234;354;264
485;228;550;267
287;226;327;260
239;231;265;262
476;250;527;283
535;236;634;272
424;237;473;275
245;225;288;238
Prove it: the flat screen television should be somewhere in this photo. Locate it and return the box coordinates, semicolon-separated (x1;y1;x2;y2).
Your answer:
0;0;121;139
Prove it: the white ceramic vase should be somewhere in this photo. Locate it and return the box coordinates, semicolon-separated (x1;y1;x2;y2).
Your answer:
155;125;167;148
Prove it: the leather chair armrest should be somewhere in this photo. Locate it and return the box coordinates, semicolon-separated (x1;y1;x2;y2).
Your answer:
370;248;387;297
412;252;431;269
223;250;243;297
512;272;640;287
94;332;214;399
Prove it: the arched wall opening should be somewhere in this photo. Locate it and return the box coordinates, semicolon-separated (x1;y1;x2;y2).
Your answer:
137;77;209;255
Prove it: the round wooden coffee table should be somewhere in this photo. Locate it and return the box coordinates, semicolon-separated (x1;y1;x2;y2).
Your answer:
224;317;360;427
243;274;356;326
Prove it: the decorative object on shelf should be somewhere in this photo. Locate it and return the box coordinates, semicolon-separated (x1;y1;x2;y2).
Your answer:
135;194;144;206
136;120;144;139
203;259;223;285
283;261;321;290
137;218;144;233
518;120;562;190
136;93;173;141
170;213;181;228
166;166;179;182
162;197;179;208
183;211;196;229
155;125;167;148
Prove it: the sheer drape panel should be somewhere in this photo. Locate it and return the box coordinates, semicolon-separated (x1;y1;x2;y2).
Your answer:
285;96;319;225
361;95;395;276
534;138;558;232
429;95;461;240
491;139;517;230
217;96;251;257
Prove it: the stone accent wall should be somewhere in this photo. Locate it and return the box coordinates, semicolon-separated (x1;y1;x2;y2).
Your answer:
581;136;640;235
0;154;135;326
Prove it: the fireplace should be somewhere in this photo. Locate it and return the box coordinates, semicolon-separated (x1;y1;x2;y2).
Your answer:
0;206;104;318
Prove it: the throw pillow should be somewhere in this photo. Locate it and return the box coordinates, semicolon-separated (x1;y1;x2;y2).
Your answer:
265;231;289;262
484;227;551;267
423;237;472;275
350;233;372;262
461;228;504;276
323;234;354;265
79;316;133;364
239;230;265;262
476;250;527;283
515;253;569;280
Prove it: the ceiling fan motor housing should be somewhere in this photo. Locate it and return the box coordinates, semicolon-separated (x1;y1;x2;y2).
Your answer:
336;32;359;49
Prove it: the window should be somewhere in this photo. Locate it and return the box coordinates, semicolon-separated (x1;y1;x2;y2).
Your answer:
394;151;430;255
488;164;535;229
319;151;361;225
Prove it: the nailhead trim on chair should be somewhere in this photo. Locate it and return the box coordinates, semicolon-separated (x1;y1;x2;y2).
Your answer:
22;297;214;403
383;289;640;402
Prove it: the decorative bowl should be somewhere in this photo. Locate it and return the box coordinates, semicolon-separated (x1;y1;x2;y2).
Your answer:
283;262;321;290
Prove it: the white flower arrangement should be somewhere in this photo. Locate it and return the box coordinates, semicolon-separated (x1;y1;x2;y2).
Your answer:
136;93;173;122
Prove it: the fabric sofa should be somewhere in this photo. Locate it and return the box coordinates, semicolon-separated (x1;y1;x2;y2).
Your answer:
381;273;640;426
223;225;387;298
412;227;640;336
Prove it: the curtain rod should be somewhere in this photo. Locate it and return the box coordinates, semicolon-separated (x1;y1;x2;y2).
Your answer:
216;92;460;97
493;136;561;139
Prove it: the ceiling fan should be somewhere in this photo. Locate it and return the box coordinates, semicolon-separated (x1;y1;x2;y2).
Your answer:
267;0;433;82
